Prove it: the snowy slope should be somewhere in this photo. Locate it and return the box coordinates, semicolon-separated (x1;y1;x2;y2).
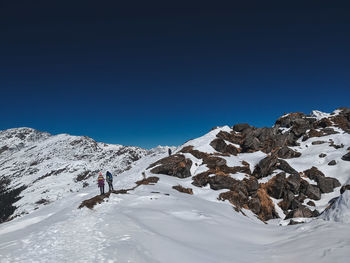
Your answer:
0;146;349;263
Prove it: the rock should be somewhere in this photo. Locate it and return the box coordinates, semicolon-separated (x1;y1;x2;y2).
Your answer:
304;166;325;181
290;199;302;210
210;138;227;153
253;155;278;178
172;185;193;195
340;184;350;194
291;119;312;137
317;177;338;193
241;135;260;152
276;146;301;159
297;192;307;202
285;206;314;219
328;160;337;166
341;152;350;161
243;177;259;193
304;166;340;193
248;197;261;214
306;184;321;200
278;190;295;210
192;172;210;187
232;123;251;132
311;140;326;145
210;138;239;155
149;154;192;178
299;180;309;195
307;200;315;206
219;190;248;209
319;153;327;158
276;159;298;174
286;174;301;194
208;175;239;190
265;173;286;199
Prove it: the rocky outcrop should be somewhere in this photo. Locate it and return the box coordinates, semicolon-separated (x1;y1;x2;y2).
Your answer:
276;146;301;159
303;167;341;193
172;185;193;195
148;154;192;178
252;155;297;178
209;138;239;155
150;108;349;222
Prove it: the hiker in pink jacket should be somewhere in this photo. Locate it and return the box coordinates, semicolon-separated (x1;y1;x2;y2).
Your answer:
97;172;105;195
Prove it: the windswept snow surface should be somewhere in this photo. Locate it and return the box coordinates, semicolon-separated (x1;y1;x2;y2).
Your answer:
1;149;350;263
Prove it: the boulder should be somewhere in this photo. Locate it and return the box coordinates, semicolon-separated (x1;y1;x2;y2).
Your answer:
299;180;309;195
328;160;337;166
210;138;239;155
248;197;261;214
290;198;302;210
291;119;312;137
278;190;295;210
232;123;251;132
304;166;325;181
304;166;340;193
265;173;286;199
149;154;192;178
243;177;259;193
210;138;227;153
285;206;314;219
286;174;301;194
341;152;350;161
296;193;307;203
317;177;339;193
319;153;327;158
241;135;260;153
276;159;298;175
253;155;278;178
276;146;301;159
192;172;210;187
208;175;239;190
219;190;248;209
306;184;321;200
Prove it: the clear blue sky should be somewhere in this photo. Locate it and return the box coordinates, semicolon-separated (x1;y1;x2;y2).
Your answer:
1;1;349;148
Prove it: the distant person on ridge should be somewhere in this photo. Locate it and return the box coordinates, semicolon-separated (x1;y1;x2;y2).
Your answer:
168;148;172;156
97;172;105;195
106;171;114;192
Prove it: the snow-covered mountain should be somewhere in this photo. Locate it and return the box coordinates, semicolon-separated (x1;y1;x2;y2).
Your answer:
1;108;350;262
146;107;350;223
0;128;150;222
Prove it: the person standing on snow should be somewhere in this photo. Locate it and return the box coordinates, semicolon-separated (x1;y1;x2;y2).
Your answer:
168;148;172;156
106;171;114;192
97;172;105;195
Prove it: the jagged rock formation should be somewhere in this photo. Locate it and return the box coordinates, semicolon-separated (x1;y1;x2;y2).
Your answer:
148;108;350;222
